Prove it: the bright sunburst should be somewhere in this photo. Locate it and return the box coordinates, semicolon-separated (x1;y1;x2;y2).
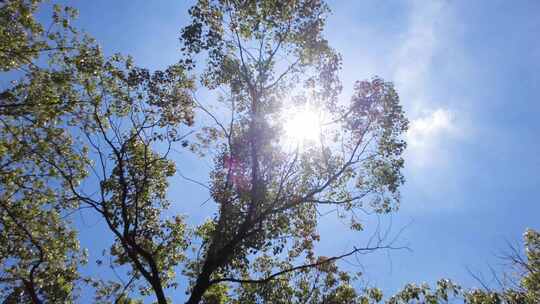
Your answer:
283;106;323;145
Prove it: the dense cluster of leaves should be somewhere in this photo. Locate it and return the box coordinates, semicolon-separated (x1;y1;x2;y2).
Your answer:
179;1;407;303
5;1;535;304
1;1;195;303
0;0;409;302
1;1;88;302
0;0;406;302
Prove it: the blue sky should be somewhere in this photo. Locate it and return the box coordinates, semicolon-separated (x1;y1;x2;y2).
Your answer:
61;0;540;301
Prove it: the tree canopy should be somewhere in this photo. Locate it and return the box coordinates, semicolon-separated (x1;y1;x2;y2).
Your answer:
0;1;537;304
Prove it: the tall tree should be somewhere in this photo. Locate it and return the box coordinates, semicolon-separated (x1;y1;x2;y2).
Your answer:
1;2;89;302
1;1;195;303
180;1;407;303
1;0;409;303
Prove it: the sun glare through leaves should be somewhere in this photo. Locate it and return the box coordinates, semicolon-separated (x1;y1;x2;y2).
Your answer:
282;106;324;148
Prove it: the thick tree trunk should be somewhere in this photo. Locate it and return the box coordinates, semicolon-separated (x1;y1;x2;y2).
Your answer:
186;85;261;304
184;231;241;304
23;280;42;304
147;258;168;304
150;280;168;304
185;269;212;304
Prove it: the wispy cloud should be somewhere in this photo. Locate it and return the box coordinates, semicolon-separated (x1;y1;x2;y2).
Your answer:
406;109;462;168
407;109;457;146
393;0;443;114
393;0;467;166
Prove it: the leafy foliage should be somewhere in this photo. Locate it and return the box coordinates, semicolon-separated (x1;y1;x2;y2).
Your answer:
1;1;195;303
380;229;540;304
180;1;407;303
1;1;88;302
0;0;411;303
5;1;537;304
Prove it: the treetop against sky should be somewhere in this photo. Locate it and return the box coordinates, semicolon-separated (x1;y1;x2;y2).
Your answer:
1;1;540;303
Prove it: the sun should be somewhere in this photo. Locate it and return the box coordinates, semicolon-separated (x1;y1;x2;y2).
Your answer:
283;105;323;145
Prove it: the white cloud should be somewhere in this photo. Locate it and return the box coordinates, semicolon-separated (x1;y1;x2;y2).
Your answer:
392;0;468;166
407;109;457;148
405;108;466;170
393;0;446;114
